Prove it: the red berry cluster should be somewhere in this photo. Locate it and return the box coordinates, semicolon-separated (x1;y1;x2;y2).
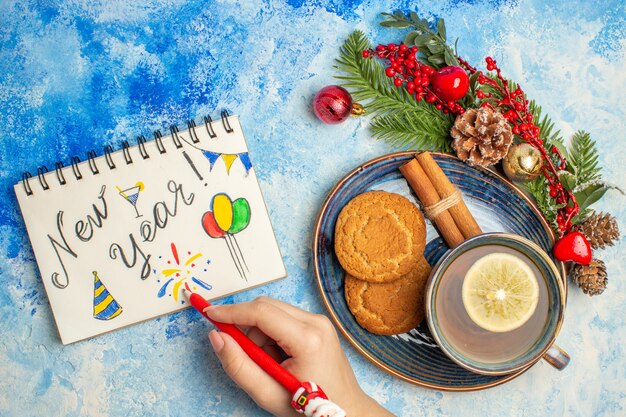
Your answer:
362;43;465;115
459;56;578;234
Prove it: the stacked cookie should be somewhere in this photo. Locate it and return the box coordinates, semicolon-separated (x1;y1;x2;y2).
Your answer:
334;191;430;335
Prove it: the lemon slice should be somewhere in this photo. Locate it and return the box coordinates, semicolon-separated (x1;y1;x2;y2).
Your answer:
462;253;539;333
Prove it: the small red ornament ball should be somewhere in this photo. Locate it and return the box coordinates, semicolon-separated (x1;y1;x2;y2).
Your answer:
313;85;354;124
553;231;592;265
430;66;470;102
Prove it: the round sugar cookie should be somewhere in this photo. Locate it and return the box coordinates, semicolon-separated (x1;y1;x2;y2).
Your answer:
334;191;426;282
344;257;431;335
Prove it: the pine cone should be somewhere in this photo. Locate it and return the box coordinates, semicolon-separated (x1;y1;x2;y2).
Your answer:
578;212;620;250
451;107;513;167
571;258;607;296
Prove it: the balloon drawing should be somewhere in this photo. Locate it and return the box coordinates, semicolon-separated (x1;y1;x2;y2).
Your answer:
202;193;251;280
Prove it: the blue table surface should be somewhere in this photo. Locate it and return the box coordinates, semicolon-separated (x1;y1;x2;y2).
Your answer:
1;0;624;416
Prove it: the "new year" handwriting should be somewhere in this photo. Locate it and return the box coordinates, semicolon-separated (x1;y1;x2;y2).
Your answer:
108;180;194;280
46;180;194;289
139;180;195;242
48;185;108;289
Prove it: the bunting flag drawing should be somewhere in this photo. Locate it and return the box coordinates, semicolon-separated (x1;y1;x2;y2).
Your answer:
202;151;253;175
92;271;123;320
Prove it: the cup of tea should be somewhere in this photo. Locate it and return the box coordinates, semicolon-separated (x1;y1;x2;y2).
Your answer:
425;233;569;375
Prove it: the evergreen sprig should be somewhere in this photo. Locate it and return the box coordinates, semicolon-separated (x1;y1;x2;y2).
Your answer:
336;10;615;233
520;102;566;232
380;11;459;68
566;131;622;223
371;110;452;151
522;115;613;229
568;130;601;184
529;101;566;154
334;30;420;114
334;30;453;151
524;174;562;231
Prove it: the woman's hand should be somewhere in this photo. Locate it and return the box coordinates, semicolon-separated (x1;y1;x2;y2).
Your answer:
205;296;395;417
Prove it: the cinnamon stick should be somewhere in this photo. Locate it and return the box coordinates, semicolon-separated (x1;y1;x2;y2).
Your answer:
400;158;465;248
416;152;483;239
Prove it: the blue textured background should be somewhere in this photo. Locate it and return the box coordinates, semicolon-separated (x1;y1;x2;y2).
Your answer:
1;0;624;415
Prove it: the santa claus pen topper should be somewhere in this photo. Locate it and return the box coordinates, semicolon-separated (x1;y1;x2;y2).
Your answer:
182;284;346;417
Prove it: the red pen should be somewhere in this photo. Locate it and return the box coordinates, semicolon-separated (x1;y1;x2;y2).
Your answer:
182;285;345;417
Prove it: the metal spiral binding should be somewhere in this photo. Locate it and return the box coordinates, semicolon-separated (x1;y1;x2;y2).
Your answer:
221;110;233;133
20;111;235;195
104;145;116;169
187;120;200;144
121;140;133;164
204;115;217;138
37;166;50;190
22;172;33;196
154;130;166;154
87;150;99;174
71;156;82;180
170;124;183;149
137;135;150;159
55;162;67;185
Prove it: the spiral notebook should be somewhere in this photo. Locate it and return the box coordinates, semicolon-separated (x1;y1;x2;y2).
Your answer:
14;112;287;344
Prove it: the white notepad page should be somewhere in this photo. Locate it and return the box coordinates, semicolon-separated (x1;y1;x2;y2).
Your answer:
15;116;286;344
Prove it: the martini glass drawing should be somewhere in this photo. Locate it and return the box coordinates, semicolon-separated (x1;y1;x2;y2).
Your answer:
117;182;144;218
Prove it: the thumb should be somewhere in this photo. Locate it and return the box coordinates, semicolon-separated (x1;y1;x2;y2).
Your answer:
208;330;290;410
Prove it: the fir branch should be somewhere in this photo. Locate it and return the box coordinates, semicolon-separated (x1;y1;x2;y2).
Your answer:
520;101;567;234
568;130;601;184
522;117;610;229
375;9;614;234
529;100;566;167
380;11;458;67
529;101;564;149
334;30;420;114
523;175;561;232
370;110;453;152
334;30;453;150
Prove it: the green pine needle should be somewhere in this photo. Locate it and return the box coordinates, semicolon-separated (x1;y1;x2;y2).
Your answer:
522;108;606;230
347;9;612;232
380;12;459;68
370;110;452;151
523;176;561;232
569;130;601;184
334;30;421;113
520;102;567;233
529;101;564;150
334;30;453;151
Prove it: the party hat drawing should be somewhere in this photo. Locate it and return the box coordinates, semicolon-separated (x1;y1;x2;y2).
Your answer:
93;271;123;320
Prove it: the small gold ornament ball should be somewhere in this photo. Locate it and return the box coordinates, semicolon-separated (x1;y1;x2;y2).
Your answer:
502;142;543;182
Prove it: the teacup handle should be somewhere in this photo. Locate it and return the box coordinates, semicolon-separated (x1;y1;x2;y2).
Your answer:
542;344;570;370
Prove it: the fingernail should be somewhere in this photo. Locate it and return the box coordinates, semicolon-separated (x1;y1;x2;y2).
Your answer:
202;305;218;313
203;305;219;316
208;330;224;353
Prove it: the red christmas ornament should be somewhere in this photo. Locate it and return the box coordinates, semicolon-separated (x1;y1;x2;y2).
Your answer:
553;231;592;265
313;85;364;124
430;66;470;102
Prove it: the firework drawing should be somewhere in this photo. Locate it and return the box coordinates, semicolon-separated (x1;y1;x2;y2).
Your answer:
157;242;212;303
